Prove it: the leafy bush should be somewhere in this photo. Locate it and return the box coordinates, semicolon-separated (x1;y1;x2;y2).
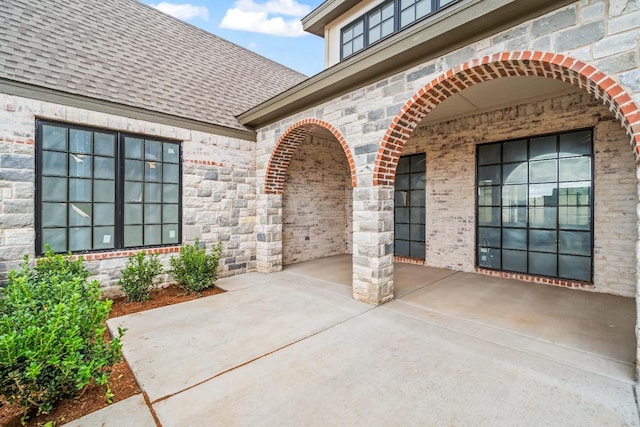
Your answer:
169;239;222;294
0;249;124;419
118;252;163;302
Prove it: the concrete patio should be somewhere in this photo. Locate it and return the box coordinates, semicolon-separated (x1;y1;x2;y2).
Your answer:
74;255;638;426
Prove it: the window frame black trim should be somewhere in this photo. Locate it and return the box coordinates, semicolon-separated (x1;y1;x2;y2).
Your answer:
474;127;595;283
35;119;183;256
339;0;461;61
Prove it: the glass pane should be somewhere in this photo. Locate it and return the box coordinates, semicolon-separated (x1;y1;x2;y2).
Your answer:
144;225;162;246
145;140;162;161
559;206;590;229
502;207;526;228
342;43;352;57
411;155;425;173
409;190;425;207
69;178;92;202
401;8;414;26
69;129;92;154
559;231;591;256
369;27;381;44
397;156;411;173
69;203;92;226
530;135;557;160
94;133;115;156
502;249;527;273
124;225;143;247
395;240;410;257
42;125;67;151
69;153;92;178
529;252;557;277
163;204;179;223
503;139;527;163
396;207;410;223
396;223;410;240
410;173;425;189
354;19;363;34
502;228;526;250
125;181;143;203
529;159;557;183
560;130;591;157
529;229;556;253
440;0;456;5
125;137;143;159
145;183;162;202
164;184;179;203
401;0;414;9
410;224;425;242
381;19;394;37
163;224;179;244
503;162;527;184
558;255;591;281
163;143;179;163
478;207;500;226
94;156;115;179
353;34;364;51
529;183;557;206
502;185;526;207
145;204;162;224
145;161;162;182
42;228;66;252
125;204;143;224
395;191;408;207
478;165;501;186
410;241;425;259
558;183;591;206
42;177;67;202
479;227;500;247
69;227;91;251
478;247;500;269
163;163;180;183
94;226;114;249
369;10;381;26
559;157;590;182
94;203;114;226
478;144;500;165
529;207;556;228
478;186;500;206
42;202;67;227
410;207;424;223
382;2;394;19
42;151;67;176
395;174;410;190
416;0;431;18
125;159;143;180
94;180;115;202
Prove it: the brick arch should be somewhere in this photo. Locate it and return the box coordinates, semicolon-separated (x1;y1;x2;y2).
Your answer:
264;118;357;194
374;51;640;185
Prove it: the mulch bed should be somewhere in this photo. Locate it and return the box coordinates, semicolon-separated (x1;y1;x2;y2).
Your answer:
0;285;225;426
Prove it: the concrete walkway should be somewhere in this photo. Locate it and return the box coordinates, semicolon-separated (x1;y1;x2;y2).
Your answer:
74;255;638;426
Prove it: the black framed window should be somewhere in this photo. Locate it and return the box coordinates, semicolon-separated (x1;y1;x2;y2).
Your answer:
394;153;426;259
476;129;593;282
36;120;182;254
340;0;460;60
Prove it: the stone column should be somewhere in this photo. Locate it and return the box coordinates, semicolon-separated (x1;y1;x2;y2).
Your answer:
256;192;283;273
352;185;395;304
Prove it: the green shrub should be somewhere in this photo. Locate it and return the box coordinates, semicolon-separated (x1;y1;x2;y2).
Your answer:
118;252;163;302
169;239;222;294
0;249;124;420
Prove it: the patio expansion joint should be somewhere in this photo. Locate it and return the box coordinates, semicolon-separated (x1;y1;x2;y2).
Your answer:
147;305;377;406
396;270;460;298
382;300;636;384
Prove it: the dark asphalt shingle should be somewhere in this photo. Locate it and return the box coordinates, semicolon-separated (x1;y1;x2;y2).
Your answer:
0;0;308;131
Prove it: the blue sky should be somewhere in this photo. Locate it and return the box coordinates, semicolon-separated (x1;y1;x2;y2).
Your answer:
144;0;326;76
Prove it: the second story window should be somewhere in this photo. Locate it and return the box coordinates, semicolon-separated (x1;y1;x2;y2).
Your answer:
341;0;461;60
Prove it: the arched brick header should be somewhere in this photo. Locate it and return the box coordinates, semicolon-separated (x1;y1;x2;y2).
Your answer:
374;51;640;186
264;118;357;194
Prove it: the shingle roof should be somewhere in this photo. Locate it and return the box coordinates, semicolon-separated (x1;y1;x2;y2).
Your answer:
0;0;308;131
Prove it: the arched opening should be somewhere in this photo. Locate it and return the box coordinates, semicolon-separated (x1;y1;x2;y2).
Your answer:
264;119;355;273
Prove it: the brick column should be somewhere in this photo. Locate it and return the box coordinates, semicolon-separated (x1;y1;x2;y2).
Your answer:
352;186;394;304
256;193;282;273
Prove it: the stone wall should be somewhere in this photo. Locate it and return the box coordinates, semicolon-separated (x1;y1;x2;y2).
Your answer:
401;91;635;297
0;93;256;296
282;134;352;264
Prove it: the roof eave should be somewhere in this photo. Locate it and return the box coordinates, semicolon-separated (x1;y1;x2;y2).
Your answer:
302;0;360;37
243;0;575;128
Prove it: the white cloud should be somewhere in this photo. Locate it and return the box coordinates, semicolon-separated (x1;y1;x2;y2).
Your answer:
151;2;209;21
220;0;312;37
